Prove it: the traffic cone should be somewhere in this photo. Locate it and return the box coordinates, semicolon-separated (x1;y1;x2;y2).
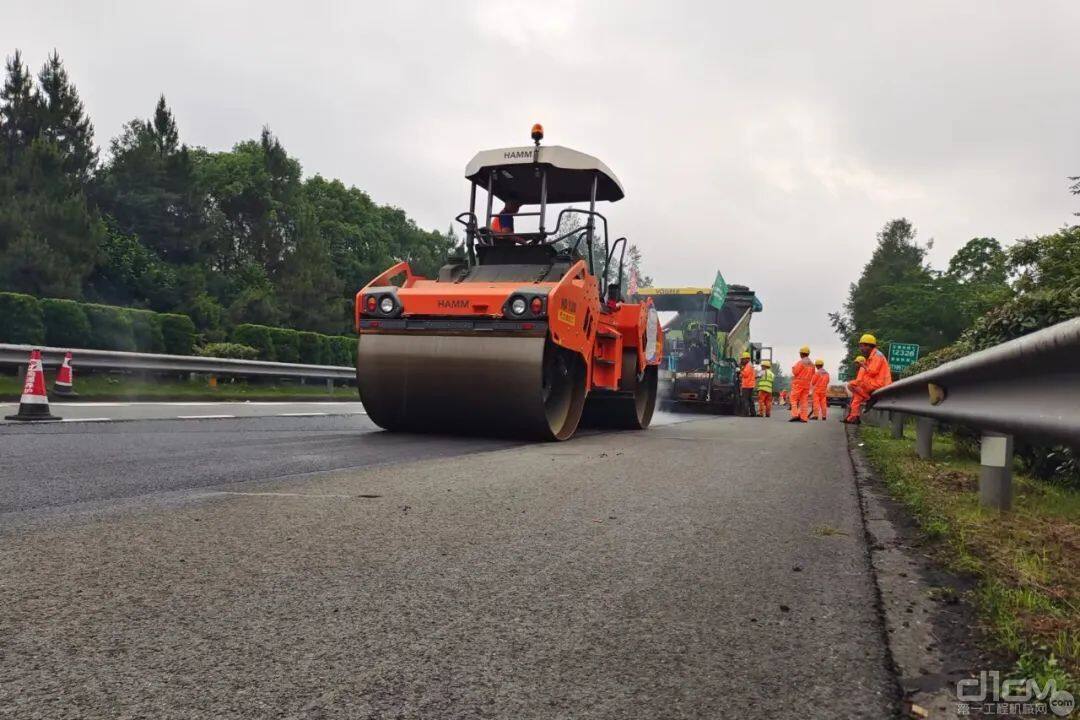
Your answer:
53;351;77;397
5;349;61;421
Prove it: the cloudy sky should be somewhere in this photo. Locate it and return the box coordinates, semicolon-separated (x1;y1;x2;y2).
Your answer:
6;0;1079;374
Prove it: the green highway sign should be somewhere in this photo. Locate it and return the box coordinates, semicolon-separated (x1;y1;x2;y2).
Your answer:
708;271;728;311
887;342;920;373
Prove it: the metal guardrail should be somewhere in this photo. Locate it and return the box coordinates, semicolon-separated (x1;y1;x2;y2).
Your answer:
0;343;356;381
865;317;1080;510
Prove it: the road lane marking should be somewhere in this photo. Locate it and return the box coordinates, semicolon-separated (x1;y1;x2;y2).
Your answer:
277;412;329;417
60;417;112;422
209;491;355;499
177;414;235;419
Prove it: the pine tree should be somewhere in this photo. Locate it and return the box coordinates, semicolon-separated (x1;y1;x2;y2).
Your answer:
37;50;96;182
0;50;40;168
150;95;178;156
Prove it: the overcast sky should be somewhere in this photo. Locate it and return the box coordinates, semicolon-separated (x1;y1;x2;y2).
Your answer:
6;0;1079;375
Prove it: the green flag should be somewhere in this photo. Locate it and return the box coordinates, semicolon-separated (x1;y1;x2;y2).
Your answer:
709;271;728;310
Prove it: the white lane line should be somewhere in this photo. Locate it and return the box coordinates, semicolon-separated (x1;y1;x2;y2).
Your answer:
60;417;113;423
177;414;235;419
51;402;133;407
277;412;329;417
209;491;354;499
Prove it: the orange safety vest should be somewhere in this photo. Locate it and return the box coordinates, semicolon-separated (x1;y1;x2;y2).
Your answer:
811;369;830;394
740;362;756;389
863;348;892;391
791;357;815;388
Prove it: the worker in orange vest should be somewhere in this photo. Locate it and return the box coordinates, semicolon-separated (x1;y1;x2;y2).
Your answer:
738;351;756;416
490;201;521;239
844;334;893;423
778;389;788;407
810;359;830;420
788;346;814;423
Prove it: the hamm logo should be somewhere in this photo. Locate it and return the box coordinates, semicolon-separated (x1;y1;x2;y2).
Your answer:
503;150;532;159
437;299;470;309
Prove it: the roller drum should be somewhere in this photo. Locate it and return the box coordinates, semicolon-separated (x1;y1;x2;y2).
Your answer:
357;334;586;440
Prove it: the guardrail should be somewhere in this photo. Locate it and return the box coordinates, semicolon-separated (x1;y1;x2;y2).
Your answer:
0;343;356;384
865;317;1080;511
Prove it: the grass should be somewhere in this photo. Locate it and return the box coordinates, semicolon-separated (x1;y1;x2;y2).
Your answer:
859;424;1079;691
0;372;359;401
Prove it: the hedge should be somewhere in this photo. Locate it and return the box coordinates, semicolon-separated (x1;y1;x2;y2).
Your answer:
1;292;355;363
0;292;45;344
330;336;356;367
41;299;92;348
268;327;300;363
197;342;259;360
83;304;136;351
126;309;165;353
160;314;196;355
298;331;323;365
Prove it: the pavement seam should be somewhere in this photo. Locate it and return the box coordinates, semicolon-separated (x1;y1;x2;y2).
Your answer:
844;424;908;718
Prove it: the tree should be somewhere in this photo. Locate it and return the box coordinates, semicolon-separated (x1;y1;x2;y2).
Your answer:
0;50;39;168
37;50;96;182
0;50;103;298
829;218;932;372
276;206;342;333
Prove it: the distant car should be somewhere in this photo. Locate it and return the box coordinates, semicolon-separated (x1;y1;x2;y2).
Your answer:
826;384;849;407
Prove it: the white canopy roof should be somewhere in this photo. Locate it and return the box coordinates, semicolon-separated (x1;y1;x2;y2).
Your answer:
464;145;624;204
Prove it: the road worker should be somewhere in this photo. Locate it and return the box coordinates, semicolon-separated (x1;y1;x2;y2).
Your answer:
756;360;775;417
778;389;788;407
788;346;814;423
844;334;893;423
810;359;830;421
739;351;756;416
490;200;521;237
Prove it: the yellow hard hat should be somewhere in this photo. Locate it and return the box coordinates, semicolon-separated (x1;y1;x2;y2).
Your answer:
859;333;877;345
740;351;751;359
814;358;824;367
799;345;810;354
855;355;866;364
761;360;771;368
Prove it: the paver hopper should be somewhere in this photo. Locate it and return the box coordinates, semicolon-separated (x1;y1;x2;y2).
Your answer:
354;125;663;440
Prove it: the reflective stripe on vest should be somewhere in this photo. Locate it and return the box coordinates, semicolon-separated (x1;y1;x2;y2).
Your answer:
756;369;774;393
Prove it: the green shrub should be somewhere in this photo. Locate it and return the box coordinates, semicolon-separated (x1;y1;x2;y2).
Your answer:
0;292;44;344
160;313;197;355
126;309;165;353
233;324;275;360
318;335;333;367
197;342;259;360
83;304;136;351
298;331;324;365
268;328;300;363
41;299;92;348
330;335;356;367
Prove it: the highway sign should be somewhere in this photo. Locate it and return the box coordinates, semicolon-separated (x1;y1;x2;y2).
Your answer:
888;342;920;373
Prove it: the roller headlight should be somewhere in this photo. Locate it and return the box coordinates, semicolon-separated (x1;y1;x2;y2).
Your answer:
510;297;528;316
379;296;395;314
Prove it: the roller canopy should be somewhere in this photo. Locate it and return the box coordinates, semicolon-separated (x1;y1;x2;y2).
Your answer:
465;145;624;204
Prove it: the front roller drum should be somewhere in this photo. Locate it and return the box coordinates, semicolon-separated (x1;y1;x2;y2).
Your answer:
357;334;587;441
582;349;659;430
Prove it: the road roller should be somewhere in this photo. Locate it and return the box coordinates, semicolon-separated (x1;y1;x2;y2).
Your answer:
354;124;663;440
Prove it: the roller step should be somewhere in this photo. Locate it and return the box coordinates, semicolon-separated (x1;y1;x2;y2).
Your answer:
594;357;616;366
596;329;619;340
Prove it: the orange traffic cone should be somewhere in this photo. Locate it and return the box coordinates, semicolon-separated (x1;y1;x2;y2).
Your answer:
53;351;77;397
5;349;61;421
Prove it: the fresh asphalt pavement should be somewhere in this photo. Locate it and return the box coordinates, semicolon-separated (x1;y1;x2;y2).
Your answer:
0;412;899;718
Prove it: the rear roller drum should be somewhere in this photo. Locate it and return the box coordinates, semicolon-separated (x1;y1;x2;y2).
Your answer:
582;350;658;430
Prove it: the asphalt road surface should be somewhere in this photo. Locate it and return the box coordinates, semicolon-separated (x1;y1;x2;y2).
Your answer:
0;412;898;719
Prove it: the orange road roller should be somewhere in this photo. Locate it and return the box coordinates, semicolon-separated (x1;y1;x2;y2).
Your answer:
354;125;663;440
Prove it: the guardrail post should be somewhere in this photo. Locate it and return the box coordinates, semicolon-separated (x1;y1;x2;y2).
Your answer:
979;433;1014;511
915;417;934;459
326;378;333;394
889;412;904;439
